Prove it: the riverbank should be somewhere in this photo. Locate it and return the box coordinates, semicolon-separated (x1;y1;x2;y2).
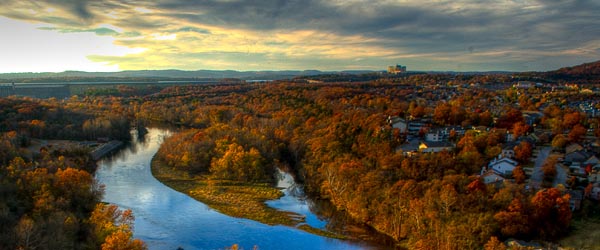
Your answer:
90;140;124;160
150;157;344;239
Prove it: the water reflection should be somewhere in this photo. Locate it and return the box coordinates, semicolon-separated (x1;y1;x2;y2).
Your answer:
266;169;328;230
268;169;400;248
95;128;383;250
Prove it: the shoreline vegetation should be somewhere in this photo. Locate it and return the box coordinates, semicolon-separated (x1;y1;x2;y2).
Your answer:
150;157;345;240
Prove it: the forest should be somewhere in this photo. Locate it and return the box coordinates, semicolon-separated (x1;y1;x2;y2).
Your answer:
0;97;144;249
1;71;599;249
143;75;598;249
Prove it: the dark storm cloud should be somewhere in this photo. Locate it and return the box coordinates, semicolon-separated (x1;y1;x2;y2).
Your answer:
1;0;598;71
45;0;94;20
4;0;599;56
149;0;600;55
152;0;422;32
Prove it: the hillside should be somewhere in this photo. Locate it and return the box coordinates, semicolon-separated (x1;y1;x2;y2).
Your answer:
0;69;376;83
545;60;600;83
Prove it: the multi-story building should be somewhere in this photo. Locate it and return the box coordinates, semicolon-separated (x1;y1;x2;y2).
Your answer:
387;64;407;74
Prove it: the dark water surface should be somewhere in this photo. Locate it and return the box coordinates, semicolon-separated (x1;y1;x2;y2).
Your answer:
95;128;385;250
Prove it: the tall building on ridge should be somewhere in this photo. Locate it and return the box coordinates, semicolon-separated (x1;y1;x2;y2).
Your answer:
387;64;407;74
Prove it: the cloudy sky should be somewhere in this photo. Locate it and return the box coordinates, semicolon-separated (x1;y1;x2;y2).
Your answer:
0;0;598;73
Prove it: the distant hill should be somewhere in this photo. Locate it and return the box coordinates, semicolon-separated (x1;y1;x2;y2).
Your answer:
0;69;377;83
544;60;600;83
5;60;598;84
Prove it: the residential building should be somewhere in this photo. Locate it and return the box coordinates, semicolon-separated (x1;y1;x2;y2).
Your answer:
419;141;454;153
565;150;592;163
513;81;534;89
388;116;408;133
566;143;584;155
481;170;506;185
488;156;518;176
522;111;543;126
398;139;420;156
425;126;465;142
502;142;518;159
425;130;444;142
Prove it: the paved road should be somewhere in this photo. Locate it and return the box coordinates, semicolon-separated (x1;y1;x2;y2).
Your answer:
553;159;568;187
530;146;551;189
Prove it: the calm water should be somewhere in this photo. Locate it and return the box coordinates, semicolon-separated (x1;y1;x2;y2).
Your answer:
95;128;383;250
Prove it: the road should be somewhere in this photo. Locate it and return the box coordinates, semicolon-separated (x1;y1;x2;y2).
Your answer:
529;146;568;189
530;146;551;189
553;158;568;187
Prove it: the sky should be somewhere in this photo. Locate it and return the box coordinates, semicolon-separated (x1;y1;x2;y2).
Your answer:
0;0;599;73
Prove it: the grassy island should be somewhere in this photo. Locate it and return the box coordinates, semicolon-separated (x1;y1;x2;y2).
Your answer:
151;157;344;239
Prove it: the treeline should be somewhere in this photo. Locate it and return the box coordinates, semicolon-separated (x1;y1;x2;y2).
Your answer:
544;60;600;83
138;79;586;248
83;85;165;97
0;97;132;141
0;131;145;250
155;124;276;183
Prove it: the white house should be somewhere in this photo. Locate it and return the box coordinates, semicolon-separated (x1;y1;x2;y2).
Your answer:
388;116;408;133
425;130;443;142
488;156;518;176
481;170;506;185
501;142;518;159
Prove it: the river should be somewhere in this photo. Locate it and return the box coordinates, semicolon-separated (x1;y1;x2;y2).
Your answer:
95;128;386;250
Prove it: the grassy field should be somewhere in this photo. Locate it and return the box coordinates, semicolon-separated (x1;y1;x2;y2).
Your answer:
151;157;344;239
560;218;600;250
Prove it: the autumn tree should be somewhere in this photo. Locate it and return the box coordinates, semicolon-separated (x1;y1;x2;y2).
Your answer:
102;231;146;250
512;166;526;184
496;108;524;129
433;102;451;125
494;198;531;237
90;204;146;250
530;188;572;239
478;110;493;126
210;142;268;182
562;111;583;129
484;236;507;250
513;141;533;163
542;156;558;185
551;134;568;150
568;124;587;143
512;122;529;141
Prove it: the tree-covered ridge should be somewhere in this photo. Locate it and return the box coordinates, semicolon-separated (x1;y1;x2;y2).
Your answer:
545;60;600;83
